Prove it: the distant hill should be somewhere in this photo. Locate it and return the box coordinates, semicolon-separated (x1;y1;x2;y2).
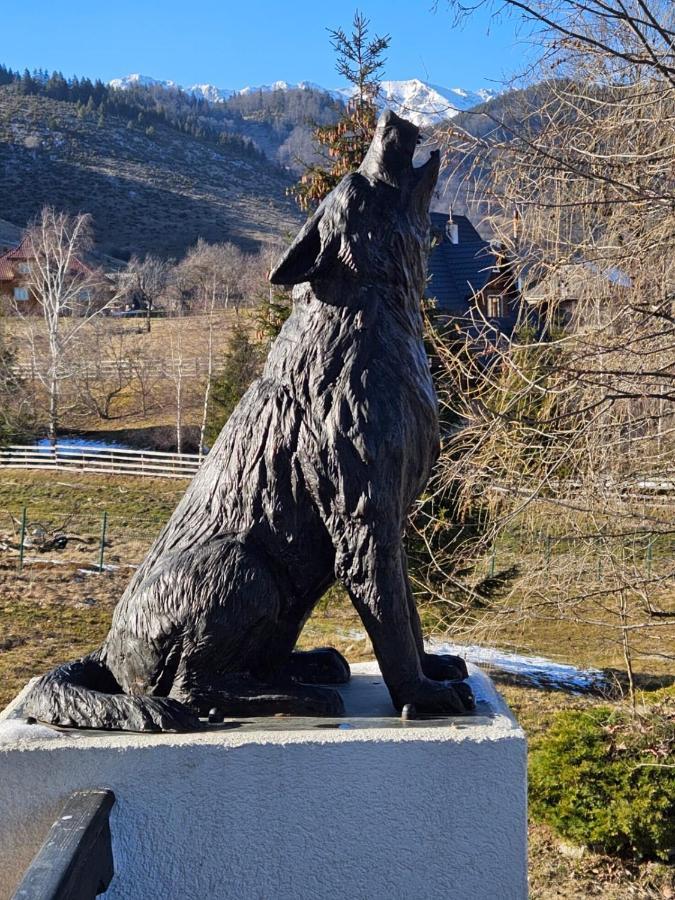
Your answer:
0;62;546;259
430;82;553;233
0;217;22;250
0;85;301;260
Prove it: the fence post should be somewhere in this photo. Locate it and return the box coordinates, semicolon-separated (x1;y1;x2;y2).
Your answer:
646;534;654;577
98;511;108;573
489;544;496;578
18;505;27;573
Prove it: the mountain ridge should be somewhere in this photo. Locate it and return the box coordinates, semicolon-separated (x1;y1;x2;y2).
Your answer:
109;74;497;127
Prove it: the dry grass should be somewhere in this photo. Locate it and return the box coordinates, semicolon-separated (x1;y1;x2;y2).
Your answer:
4;309;248;367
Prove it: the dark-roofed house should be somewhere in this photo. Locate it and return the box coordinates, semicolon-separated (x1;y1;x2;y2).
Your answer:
426;211;521;336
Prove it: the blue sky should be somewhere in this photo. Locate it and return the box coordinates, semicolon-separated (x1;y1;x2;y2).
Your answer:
2;1;528;91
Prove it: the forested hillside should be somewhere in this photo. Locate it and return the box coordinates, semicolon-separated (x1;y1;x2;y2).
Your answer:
430;81;563;232
0;65;344;171
0;63;552;256
0;78;301;259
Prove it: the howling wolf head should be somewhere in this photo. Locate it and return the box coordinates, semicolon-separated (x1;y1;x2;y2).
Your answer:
269;109;439;290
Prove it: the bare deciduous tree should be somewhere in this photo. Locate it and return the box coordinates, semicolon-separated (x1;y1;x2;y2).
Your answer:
176;240;246;313
124;254;171;333
419;0;675;690
73;319;136;421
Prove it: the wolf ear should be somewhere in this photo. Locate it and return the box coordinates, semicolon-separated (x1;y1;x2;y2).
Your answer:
269;205;338;285
270;175;371;285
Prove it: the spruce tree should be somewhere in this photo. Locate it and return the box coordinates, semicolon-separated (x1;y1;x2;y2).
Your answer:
290;11;390;211
206;326;264;443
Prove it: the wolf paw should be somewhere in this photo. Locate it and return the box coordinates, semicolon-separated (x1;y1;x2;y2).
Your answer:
135;697;201;733
287;647;351;685
400;677;475;716
421;652;468;682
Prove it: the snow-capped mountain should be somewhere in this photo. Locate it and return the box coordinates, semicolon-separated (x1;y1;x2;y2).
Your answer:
377;80;496;127
238;80;327;95
109;74;496;126
108;74;235;102
109;73;180;91
188;83;236;103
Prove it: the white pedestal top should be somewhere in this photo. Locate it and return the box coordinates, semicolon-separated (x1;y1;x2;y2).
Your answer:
0;662;520;750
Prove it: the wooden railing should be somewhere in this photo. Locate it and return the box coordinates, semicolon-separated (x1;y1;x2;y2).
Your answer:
11;790;115;899
7;358;226;380
0;444;202;479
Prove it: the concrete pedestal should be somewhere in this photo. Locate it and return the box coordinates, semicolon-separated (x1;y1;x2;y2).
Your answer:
0;663;527;900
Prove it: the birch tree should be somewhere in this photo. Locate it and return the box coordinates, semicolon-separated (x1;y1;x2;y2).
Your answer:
167;325;185;455
24;208;119;445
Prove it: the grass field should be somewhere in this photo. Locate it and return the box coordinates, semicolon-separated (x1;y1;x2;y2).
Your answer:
3;310;259;445
0;470;673;897
3;309;247;368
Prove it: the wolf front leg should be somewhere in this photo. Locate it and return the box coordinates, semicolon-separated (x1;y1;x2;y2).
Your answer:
400;553;470;683
336;527;473;715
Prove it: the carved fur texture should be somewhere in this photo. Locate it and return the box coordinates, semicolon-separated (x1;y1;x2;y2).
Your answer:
24;110;474;731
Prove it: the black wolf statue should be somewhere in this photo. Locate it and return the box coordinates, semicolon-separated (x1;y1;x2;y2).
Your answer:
24;110;475;731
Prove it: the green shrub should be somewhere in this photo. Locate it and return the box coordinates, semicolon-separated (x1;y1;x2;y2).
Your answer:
529;707;675;861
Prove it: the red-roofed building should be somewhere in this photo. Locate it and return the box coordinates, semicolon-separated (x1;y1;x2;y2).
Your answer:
0;237;95;315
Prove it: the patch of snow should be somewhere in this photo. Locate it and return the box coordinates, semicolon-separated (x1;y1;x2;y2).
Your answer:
345;629;367;641
427;640;610;693
602;265;632;287
582;260;632;288
35;436;132;453
0;719;62;744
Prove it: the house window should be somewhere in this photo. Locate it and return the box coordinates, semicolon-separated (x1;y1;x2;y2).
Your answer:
17;262;31;274
487;294;503;318
13;287;29;301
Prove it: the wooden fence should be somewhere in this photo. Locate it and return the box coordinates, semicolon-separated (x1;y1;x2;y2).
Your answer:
0;445;202;479
7;358;224;380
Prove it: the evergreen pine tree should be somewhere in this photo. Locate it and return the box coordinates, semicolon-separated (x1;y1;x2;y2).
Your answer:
290;11;390;211
206;326;264;443
19;68;37;95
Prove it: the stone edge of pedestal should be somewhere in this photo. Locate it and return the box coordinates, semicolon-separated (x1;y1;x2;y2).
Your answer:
0;663;525;752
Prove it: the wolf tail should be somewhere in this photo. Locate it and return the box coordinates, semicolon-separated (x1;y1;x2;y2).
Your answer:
22;654;200;733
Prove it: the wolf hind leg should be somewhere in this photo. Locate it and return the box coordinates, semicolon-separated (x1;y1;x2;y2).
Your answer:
174;671;345;718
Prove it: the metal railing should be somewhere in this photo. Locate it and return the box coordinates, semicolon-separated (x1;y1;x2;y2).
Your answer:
11;790;115;900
